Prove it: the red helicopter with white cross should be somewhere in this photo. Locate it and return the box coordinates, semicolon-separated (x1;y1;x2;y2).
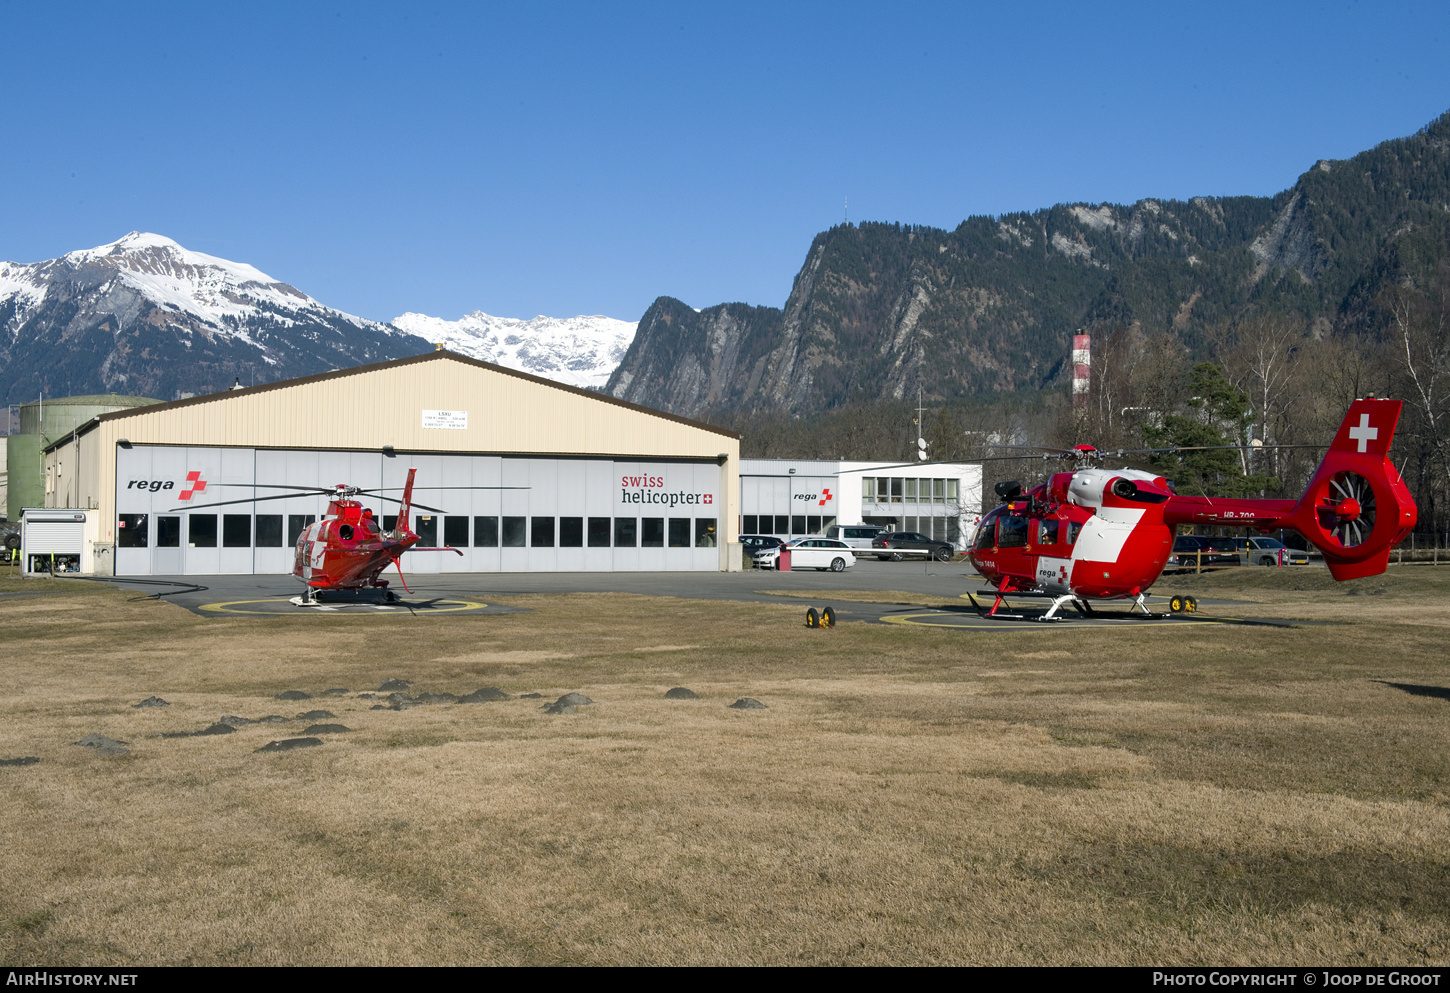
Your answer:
966;398;1418;620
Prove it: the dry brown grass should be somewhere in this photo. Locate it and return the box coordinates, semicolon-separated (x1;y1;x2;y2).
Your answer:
3;573;1450;965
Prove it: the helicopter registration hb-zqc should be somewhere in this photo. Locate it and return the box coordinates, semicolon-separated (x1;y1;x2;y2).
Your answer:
966;398;1418;619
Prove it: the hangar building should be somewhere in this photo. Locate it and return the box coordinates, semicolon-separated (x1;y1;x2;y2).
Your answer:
740;459;983;547
40;350;741;576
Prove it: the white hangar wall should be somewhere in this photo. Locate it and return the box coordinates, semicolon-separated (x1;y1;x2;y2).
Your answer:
44;351;741;575
739;458;983;547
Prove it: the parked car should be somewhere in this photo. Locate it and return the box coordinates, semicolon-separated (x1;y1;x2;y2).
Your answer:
1172;535;1240;567
825;524;888;549
753;537;856;572
740;534;786;554
871;531;955;562
1233;537;1310;567
739;534;785;569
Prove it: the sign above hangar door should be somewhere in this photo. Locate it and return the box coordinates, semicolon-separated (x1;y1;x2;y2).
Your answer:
422;410;468;430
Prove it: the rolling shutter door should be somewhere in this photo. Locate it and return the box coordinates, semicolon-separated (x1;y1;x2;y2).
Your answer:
25;522;84;554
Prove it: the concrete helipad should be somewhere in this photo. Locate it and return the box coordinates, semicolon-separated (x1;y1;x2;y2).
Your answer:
62;559;1320;628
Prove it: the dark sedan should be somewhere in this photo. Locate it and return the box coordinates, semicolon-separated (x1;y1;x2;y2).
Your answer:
1172;535;1239;567
871;531;955;562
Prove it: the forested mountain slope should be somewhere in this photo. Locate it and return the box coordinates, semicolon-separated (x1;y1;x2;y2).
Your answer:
606;111;1450;418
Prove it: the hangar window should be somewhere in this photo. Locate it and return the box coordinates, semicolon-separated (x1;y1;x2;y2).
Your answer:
189;515;218;548
807;515;821;534
947;479;959;502
862;477;875;501
743;515;758;534
791;515;806;534
905;479;917;502
502;517;526;547
414;516;438;545
559;517;583;547
668;518;690;547
774;515;789;535
383;515;398;532
695;519;717;547
223;515;251;547
614;518;637;547
289;515;316;546
474;517;498;547
531;517;555;547
118;514;149;548
256;515;283;547
642;518;664;547
588;518;611;547
891;478;903;503
157;516;181;548
444;517;469;547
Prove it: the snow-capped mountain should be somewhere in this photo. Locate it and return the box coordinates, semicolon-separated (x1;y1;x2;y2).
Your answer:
0;232;430;403
390;311;636;391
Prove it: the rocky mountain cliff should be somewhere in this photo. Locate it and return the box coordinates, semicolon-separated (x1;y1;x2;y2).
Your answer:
607;110;1450;418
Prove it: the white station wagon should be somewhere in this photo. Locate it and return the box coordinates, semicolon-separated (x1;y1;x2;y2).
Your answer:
753;537;857;572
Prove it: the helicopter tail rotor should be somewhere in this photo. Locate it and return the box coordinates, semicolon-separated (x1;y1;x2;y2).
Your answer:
1282;399;1415;580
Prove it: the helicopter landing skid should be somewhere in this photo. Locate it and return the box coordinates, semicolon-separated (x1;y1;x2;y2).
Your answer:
290;586;401;607
967;590;1174;622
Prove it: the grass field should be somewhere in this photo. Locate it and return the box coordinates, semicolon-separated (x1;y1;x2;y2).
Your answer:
2;568;1449;966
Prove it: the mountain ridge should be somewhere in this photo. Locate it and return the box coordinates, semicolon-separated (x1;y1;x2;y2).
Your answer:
606;109;1450;418
0;233;636;403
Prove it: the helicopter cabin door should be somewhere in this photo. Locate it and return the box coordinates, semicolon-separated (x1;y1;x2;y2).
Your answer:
1030;516;1075;593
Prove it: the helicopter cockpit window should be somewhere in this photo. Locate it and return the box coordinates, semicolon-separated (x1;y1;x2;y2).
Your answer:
1066;522;1083;545
998;515;1028;548
1036;519;1059;545
973;509;1001;550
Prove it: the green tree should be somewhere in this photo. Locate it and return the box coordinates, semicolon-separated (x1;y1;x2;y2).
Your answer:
1143;363;1278;496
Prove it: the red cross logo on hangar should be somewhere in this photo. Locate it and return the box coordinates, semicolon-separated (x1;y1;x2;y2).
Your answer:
179;471;207;500
819;488;832;506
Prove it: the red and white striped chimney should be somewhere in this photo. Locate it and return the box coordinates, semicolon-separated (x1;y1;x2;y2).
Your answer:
1071;333;1091;408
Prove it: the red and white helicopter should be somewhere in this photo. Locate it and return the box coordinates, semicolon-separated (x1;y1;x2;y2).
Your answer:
171;468;519;604
966;398;1418;620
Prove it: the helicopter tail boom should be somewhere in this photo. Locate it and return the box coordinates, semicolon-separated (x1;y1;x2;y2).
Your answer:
1164;399;1417;580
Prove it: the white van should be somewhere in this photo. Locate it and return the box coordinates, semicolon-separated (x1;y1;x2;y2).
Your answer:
826;524;888;549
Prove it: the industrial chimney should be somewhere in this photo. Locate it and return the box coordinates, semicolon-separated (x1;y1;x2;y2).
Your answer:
1071;332;1090;408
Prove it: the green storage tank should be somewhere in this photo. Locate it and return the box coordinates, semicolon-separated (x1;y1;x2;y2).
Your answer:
6;394;160;521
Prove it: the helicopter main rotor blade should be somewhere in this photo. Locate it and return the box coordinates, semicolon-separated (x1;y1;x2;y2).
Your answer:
166;491;320;512
369;494;448;514
189;483;338;492
359;486;531;493
166;491;446;514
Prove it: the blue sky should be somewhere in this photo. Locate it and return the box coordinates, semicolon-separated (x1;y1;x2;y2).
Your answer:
2;1;1448;324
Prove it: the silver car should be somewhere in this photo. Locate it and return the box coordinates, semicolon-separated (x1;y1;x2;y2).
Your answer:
1233;537;1311;566
825;524;887;549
